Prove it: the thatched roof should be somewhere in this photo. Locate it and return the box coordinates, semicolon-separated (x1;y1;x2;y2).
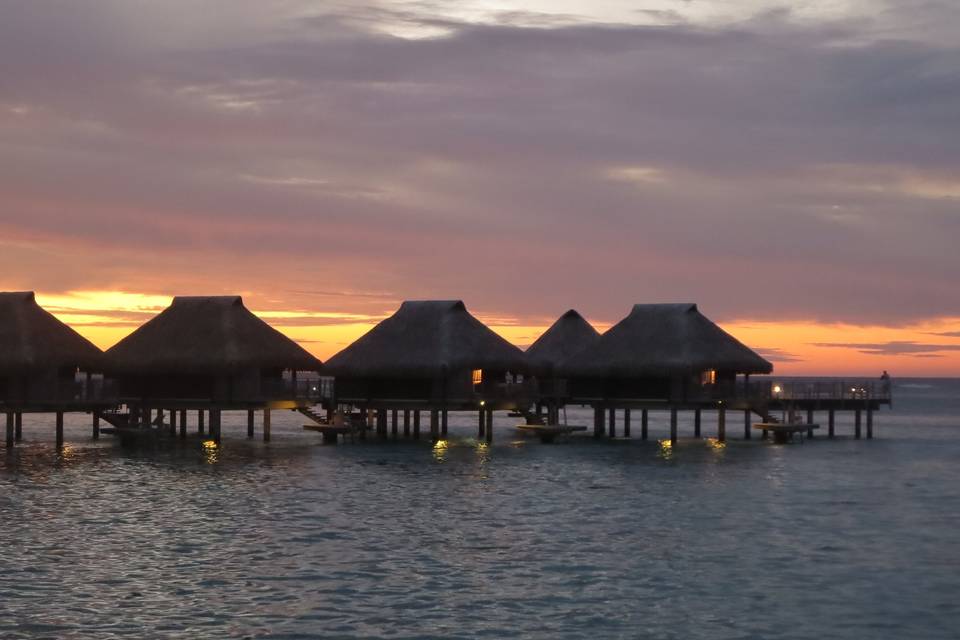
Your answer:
325;300;526;378
559;303;772;377
0;291;103;373
525;309;601;376
105;296;321;374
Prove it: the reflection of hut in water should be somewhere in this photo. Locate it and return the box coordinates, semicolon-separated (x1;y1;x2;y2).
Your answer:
325;300;528;442
524;309;600;423
104;296;322;442
560;304;772;443
0;291;106;446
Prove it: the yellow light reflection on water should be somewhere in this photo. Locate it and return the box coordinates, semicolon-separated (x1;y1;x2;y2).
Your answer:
657;438;674;460
705;437;726;451
432;439;448;462
201;439;220;464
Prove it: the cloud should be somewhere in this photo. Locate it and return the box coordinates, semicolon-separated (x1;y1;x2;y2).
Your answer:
813;341;960;356
0;2;959;329
929;330;960;338
755;347;805;363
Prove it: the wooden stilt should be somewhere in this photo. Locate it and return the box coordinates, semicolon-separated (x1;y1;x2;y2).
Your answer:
403;409;410;437
391;409;398;438
670;407;678;445
478;407;486;438
179;410;186;439
694;408;701;438
593;407;603;438
413;409;421;440
641;409;649;441
855;409;862;439
247;410;255;438
5;413;13;447
828;409;835;438
485;406;493;443
866;407;874;439
212;409;222;445
608;407;616;438
807;408;814;424
718;406;726;442
263;408;271;442
15;412;22;441
743;409;751;440
441;409;448;437
55;411;64;448
170;409;177;437
198;410;205;435
624;409;631;438
377;409;387;439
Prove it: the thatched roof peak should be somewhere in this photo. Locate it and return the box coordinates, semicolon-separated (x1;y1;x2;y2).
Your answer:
525;309;601;376
560;303;772;377
104;295;321;374
0;291;103;373
325;299;526;378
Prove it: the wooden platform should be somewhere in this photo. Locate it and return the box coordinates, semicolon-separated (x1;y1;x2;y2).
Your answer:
515;424;587;443
753;422;819;444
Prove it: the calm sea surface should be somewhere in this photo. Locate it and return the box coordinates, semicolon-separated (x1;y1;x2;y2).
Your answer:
2;378;959;639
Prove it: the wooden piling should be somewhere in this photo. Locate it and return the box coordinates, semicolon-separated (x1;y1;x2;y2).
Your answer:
441;409;448;437
828;409;835;438
247;410;255;438
413;410;421;440
211;409;222;445
641;409;649;441
854;409;862;439
743;409;751;440
170;409;177;437
694;408;701;438
55;411;64;448
670;407;678;445
608;407;616;438
478;407;486;438
718;406;726;442
485;406;493;444
5;413;13;447
593;407;604;438
403;409;411;437
179;410;186;439
866;407;874;439
392;409;399;438
624;409;631;438
263;408;271;442
15;412;22;441
198;410;205;435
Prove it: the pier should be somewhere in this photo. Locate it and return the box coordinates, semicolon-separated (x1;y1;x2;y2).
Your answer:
2;293;893;450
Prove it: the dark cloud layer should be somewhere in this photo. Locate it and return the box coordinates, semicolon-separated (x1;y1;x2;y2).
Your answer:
814;341;960;356
1;1;958;325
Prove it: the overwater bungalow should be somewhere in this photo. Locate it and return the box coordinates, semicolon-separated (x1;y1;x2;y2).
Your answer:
524;309;600;423
325;300;528;441
0;291;106;445
559;303;772;442
104;296;322;442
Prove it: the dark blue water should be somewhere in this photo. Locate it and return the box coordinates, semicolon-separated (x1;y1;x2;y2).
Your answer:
2;379;959;639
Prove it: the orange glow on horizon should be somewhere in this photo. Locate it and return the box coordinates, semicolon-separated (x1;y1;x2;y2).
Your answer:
31;289;960;376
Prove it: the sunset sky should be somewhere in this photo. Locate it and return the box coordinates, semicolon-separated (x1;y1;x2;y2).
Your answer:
2;1;959;375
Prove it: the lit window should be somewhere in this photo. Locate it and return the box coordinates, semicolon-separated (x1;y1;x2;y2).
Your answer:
701;369;717;385
472;369;483;385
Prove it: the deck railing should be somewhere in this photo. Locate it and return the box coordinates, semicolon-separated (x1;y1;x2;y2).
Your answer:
741;379;892;403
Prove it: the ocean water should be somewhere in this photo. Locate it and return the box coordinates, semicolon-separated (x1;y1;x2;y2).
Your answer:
1;378;959;639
